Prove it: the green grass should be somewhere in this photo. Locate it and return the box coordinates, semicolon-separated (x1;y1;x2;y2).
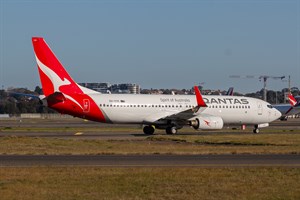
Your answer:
0;133;300;155
148;134;300;146
0;167;299;200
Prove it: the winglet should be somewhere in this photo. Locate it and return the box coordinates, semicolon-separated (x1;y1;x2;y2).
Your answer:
288;94;297;107
194;86;207;107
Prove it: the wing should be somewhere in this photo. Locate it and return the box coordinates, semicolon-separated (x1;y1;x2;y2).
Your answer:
143;86;207;124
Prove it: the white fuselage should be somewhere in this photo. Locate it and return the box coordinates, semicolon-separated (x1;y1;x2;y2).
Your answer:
89;94;281;125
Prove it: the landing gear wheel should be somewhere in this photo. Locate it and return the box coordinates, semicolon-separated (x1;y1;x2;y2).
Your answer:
143;126;155;135
166;127;177;135
253;128;259;134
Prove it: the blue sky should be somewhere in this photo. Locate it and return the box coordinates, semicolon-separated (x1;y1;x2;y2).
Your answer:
0;0;299;93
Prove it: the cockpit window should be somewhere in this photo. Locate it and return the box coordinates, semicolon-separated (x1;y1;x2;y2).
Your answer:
267;105;273;109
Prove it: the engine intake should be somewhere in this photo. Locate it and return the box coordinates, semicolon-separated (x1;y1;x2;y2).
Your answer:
190;116;224;130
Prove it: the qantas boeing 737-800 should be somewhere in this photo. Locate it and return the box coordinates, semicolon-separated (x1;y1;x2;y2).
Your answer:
32;37;281;134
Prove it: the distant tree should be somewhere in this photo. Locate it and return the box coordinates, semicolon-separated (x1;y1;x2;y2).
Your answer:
4;98;19;114
291;87;299;93
0;102;5;113
0;90;7;99
162;89;171;94
140;89;151;94
267;91;276;104
277;92;285;104
34;86;43;94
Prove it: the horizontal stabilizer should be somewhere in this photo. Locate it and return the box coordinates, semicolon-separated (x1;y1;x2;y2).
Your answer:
46;92;66;105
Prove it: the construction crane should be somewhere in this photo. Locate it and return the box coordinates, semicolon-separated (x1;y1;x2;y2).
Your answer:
229;75;285;101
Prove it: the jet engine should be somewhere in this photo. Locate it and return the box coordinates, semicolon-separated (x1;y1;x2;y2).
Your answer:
189;116;224;130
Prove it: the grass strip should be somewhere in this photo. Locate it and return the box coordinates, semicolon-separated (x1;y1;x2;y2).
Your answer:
0;167;299;200
0;134;300;155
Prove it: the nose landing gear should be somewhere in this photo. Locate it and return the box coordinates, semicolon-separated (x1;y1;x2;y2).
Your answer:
253;128;260;134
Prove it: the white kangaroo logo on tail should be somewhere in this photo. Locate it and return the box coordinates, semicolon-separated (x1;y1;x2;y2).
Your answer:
35;55;83;110
35;55;71;92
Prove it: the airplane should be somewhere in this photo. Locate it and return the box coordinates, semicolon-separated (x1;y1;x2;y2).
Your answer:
273;94;300;120
226;87;234;96
31;37;281;134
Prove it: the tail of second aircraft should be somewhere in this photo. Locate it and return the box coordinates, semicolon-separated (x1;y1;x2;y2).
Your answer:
32;37;106;122
226;87;234;96
288;94;299;107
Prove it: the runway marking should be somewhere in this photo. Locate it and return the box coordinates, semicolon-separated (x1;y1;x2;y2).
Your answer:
74;132;83;136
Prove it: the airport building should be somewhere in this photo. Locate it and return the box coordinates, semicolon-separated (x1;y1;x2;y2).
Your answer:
78;82;111;93
78;82;140;94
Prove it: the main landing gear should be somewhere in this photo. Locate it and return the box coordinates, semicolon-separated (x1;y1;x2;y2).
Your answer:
143;125;155;135
143;125;178;135
166;126;177;135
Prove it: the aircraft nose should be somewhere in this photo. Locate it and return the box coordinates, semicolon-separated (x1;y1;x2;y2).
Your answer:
274;108;282;120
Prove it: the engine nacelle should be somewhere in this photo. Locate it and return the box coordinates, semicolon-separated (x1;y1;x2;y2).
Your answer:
189;116;224;130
